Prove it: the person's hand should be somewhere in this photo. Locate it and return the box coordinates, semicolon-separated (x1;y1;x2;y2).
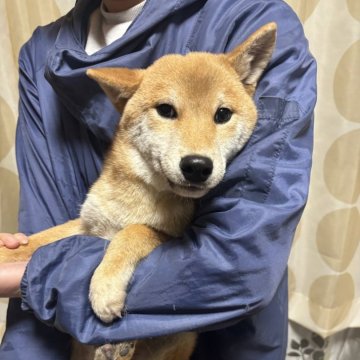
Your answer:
0;233;28;249
0;233;28;297
0;262;28;297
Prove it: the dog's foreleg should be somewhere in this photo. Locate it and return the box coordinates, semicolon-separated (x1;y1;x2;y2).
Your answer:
89;224;166;323
0;219;82;263
89;224;166;360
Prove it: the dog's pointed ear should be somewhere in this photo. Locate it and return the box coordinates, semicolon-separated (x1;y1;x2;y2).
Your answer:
226;22;277;95
86;67;144;112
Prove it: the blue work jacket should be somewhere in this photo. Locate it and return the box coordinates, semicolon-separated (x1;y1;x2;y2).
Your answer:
0;0;316;359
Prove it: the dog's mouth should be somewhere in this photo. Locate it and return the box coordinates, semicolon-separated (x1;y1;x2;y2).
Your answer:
168;180;204;191
158;161;211;198
167;179;208;198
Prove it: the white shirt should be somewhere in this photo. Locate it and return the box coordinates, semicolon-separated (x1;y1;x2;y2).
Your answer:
85;1;146;55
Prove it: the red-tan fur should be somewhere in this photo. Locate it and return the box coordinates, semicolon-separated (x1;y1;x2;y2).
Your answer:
0;23;277;360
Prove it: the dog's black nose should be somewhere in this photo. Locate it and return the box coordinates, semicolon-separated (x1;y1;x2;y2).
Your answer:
180;156;213;183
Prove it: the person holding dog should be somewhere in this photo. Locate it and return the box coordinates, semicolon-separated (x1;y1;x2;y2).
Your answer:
0;0;316;359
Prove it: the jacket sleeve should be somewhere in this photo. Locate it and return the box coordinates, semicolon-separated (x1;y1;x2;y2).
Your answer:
19;2;316;345
0;33;76;360
16;39;78;234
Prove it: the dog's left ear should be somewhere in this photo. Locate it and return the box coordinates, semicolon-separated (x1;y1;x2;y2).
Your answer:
226;22;277;95
87;67;144;113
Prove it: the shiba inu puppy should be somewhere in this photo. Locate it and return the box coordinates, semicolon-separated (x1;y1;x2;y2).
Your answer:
0;23;277;360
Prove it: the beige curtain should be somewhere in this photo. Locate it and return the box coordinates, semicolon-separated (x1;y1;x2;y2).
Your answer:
0;0;359;358
286;0;360;338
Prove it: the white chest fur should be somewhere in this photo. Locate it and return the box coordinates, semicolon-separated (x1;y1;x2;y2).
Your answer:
80;176;195;240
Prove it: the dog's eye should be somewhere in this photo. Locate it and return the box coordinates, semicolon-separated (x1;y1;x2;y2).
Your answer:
214;107;233;124
156;104;177;119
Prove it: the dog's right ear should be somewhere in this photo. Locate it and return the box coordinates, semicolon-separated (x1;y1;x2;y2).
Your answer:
226;22;277;95
87;67;144;113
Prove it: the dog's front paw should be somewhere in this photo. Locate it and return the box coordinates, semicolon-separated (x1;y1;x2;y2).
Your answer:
89;266;129;323
94;342;136;360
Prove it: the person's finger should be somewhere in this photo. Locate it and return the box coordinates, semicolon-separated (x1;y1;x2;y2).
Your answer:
14;233;29;245
0;233;21;249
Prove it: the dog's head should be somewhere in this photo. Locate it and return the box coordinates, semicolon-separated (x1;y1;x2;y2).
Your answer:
87;23;276;198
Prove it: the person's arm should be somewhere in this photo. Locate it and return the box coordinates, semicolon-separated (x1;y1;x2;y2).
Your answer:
21;99;314;344
0;232;28;297
18;2;316;345
0;262;27;297
0;31;78;359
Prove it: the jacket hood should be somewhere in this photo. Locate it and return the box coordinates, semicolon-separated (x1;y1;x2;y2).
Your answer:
44;0;203;141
